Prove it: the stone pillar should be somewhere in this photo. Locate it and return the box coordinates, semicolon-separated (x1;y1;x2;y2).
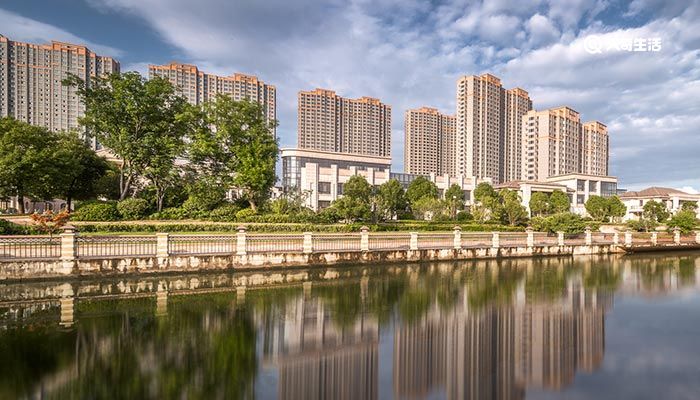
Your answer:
673;227;681;245
557;231;565;247
236;226;247;256
59;296;75;328
410;232;419;251
651;231;658;246
585;226;592;246
156;233;169;259
695;230;700;244
60;225;77;262
360;226;370;252
453;226;462;249
613;232;619;245
625;230;633;246
303;232;313;254
526;227;534;248
491;232;500;249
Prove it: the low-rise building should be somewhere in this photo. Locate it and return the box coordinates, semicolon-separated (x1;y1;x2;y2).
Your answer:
619;187;700;221
496;173;618;216
280;148;484;211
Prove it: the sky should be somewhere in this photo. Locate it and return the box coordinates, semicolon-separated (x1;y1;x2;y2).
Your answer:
1;0;698;191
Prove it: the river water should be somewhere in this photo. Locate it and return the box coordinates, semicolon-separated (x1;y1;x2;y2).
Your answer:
2;251;700;399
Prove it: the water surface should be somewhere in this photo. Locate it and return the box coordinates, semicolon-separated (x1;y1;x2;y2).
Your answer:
2;251;700;399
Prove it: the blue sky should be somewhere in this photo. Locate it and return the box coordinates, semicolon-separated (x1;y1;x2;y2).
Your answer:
1;0;699;191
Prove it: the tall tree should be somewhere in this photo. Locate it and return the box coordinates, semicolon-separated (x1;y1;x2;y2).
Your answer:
188;96;278;212
445;184;465;219
406;176;439;205
64;72;189;200
377;179;407;220
0;118;57;213
529;192;550;217
331;175;372;222
585;195;610;221
52;132;110;210
607;196;627;222
473;182;497;204
643;200;670;223
500;190;528;226
548;190;571;213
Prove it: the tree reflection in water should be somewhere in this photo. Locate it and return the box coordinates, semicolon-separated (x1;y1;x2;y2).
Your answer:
0;252;699;399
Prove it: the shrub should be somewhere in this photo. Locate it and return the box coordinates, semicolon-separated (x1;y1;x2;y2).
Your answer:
668;210;698;233
209;204;241;222
456;211;473;222
183;180;226;212
72;202;120;221
0;219;31;235
531;212;599;234
235;208;257;220
117;198;150;220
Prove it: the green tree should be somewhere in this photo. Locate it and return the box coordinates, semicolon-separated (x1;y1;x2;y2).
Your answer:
64;72;189;200
548;190;571;213
643;200;670;224
94;162;122;201
411;197;444;220
529;192;550;217
607;196;627;222
331;175;372;222
473;182;497;203
585;195;610;221
53;132;110;210
188;96;278;212
445;184;465;219
406;176;438;205
681;201;698;211
377;179;407;220
500;190;528;226
0;118;57;213
668;210;697;233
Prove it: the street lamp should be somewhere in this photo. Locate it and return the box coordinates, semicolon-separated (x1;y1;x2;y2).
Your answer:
452;195;457;220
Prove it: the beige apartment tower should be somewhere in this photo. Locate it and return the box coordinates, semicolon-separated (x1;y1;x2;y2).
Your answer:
298;88;391;157
404;107;456;175
456;74;532;184
581;121;609;176
521;107;582;181
504;88;533;182
149;62;276;135
0;35;119;133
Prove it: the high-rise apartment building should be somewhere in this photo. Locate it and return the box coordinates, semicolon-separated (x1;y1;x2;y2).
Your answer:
297;88;391;157
504;88;533;182
0;35;119;132
581;121;609;176
149;62;276;135
404;107;456;175
456;74;532;184
521;107;582;181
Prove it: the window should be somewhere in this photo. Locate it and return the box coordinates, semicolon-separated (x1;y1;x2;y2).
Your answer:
318;200;331;209
337;183;344;195
318;182;331;194
589;180;598;192
577;195;585;205
601;182;617;197
577;179;586;191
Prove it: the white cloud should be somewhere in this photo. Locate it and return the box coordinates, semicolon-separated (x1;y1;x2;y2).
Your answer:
0;8;122;57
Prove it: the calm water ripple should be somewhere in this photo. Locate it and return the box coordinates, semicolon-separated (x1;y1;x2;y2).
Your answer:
2;251;700;399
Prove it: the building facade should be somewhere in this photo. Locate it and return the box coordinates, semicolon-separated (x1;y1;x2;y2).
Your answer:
297;89;391;158
581;121;609;176
404;107;456;176
521;107;582;182
456;74;532;184
0;35;119;133
504;88;533;182
619;187;700;221
149;62;276;136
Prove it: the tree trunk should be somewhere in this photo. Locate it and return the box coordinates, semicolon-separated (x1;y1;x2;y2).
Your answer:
66;195;73;212
17;194;25;214
157;190;165;212
249;198;257;213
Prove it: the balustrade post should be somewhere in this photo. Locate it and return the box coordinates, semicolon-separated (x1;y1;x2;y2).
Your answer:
360;226;370;252
613;232;619;246
625;230;633;246
409;232;419;251
673;227;681;245
491;232;500;249
526;227;534;248
156;233;170;259
303;232;313;254
695;230;700;244
453;226;462;249
651;231;658;246
236;226;247;256
60;225;77;262
584;226;592;246
557;231;565;247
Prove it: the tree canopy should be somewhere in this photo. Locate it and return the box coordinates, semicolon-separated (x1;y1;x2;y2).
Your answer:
406;176;439;205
